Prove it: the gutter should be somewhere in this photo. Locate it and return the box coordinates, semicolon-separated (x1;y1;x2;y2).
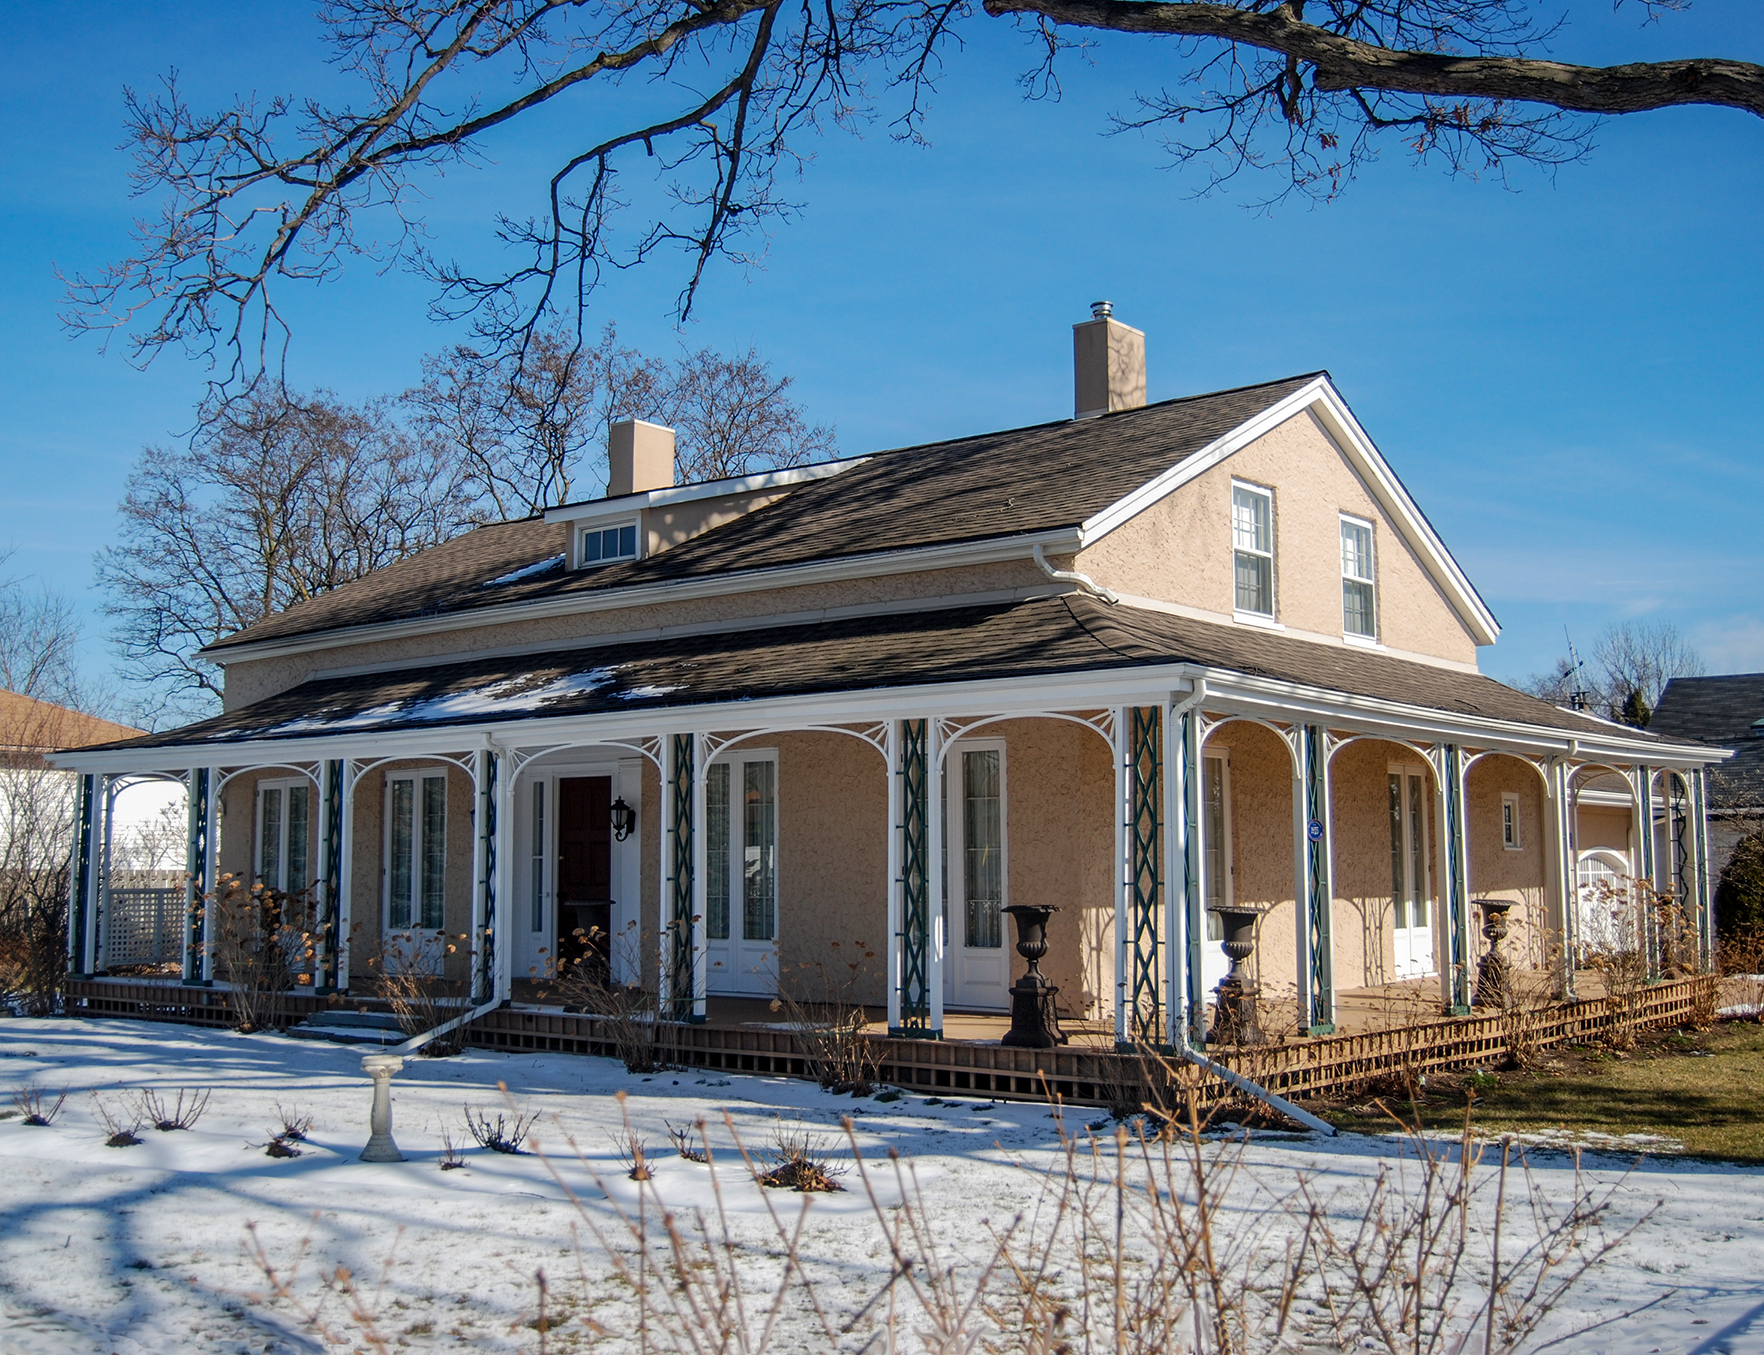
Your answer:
390;994;503;1058
1181;1046;1337;1136
1031;542;1118;605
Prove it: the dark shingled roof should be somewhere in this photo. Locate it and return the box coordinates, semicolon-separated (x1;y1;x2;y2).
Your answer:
1652;674;1764;809
98;595;1628;754
206;374;1321;653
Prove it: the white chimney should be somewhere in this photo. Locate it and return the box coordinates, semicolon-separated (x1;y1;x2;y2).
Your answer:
1072;301;1146;420
607;418;676;496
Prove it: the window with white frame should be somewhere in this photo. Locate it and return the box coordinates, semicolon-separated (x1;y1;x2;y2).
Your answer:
386;771;448;931
1501;792;1523;850
704;753;778;944
1340;516;1377;639
1231;484;1274;617
961;747;1005;949
256;778;313;895
530;781;546;932
580;521;638;567
1202;754;1229;942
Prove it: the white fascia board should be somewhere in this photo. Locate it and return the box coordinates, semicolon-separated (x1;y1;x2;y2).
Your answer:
1076;377;1502;648
203;528;1083;667
52;660;1727;777
541;457;866;525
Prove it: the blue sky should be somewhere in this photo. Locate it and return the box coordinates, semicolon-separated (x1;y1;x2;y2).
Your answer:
2;1;1761;710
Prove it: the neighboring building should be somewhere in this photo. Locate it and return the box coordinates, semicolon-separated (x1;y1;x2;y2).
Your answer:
1652;674;1764;885
56;307;1725;1043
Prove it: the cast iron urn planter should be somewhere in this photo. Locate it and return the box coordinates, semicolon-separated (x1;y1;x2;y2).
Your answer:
1207;907;1265;1046
1000;904;1067;1049
1473;898;1514;1010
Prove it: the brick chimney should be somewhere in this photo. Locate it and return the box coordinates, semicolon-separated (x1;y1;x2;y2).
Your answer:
1072;301;1146;420
607;418;676;496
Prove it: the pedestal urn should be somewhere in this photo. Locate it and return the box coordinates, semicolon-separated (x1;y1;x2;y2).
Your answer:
1207;907;1265;1046
1473;899;1514;1010
1000;904;1067;1049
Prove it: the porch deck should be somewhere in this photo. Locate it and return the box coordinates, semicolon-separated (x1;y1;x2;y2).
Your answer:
69;968;1682;1111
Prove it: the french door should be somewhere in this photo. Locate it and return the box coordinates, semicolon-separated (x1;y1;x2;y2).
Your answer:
705;751;779;996
1388;766;1435;979
946;742;1009;1012
1199;753;1233;998
256;778;314;983
557;777;613;980
384;770;447;976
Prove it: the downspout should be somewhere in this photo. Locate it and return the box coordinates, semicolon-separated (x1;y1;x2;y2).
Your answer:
1032;542;1119;605
390;993;503;1058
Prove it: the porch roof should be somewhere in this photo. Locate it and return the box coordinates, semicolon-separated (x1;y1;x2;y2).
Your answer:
72;595;1693;760
202;373;1322;656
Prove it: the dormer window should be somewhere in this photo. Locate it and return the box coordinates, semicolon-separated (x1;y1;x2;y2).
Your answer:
580;521;638;567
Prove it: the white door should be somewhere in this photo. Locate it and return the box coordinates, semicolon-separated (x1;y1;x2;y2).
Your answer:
946;742;1010;1012
1199;753;1233;998
1388;767;1435;979
1575;851;1632;958
384;771;448;977
705;752;780;996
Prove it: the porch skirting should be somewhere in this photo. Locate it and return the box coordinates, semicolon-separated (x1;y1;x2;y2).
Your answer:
65;974;1714;1110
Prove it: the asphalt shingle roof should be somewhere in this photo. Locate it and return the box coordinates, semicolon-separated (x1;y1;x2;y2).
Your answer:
206;374;1321;654
1652;674;1764;809
96;595;1632;755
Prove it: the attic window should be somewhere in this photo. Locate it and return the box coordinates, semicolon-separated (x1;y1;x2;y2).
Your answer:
580;522;638;567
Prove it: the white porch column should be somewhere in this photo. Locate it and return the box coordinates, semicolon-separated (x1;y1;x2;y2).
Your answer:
182;766;216;985
493;748;518;1003
1166;694;1205;1049
689;732;709;1023
1430;744;1472;1015
337;760;357;991
1293;725;1336;1035
1545;758;1577;999
1113;705;1130;1047
469;747;494;1005
926;718;944;1036
885;720;903;1032
67;772;98;977
1635;765;1659;980
1692;767;1714;969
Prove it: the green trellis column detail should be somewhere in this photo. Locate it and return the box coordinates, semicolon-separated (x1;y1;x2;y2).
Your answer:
664;733;697;1023
1297;725;1336;1036
894;718;934;1037
1122;706;1164;1049
316;759;345;993
1440;744;1473;1015
472;749;499;1006
67;772;97;977
1636;766;1659;980
182;767;212;986
1692;768;1713;970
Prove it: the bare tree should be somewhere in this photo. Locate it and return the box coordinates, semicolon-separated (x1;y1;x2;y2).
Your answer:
98;387;479;714
0;698;82;1015
63;2;1764;396
0;550;85;710
1518;619;1704;726
661;345;836;482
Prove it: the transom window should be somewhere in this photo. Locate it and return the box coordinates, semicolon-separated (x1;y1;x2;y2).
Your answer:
1340;516;1377;638
1231;484;1274;617
580;522;638;566
387;772;447;931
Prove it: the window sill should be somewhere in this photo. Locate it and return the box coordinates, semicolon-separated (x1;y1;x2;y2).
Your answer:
1342;631;1383;649
1233;611;1283;631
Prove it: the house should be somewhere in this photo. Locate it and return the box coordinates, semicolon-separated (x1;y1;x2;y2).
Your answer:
1651;674;1764;889
56;306;1725;1049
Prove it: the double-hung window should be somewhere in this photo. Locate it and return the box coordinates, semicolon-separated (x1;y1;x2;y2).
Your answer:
387;772;448;931
1232;484;1274;617
256;779;312;895
1340;515;1377;639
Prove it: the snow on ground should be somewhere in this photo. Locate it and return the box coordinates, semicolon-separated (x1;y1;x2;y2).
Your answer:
1;1018;1762;1354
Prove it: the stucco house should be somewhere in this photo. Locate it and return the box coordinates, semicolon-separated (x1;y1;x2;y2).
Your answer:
57;306;1724;1048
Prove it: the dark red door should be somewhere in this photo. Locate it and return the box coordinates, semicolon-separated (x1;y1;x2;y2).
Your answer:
558;776;613;977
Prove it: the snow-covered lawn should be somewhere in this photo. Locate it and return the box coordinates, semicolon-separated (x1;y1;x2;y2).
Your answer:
1;1017;1762;1353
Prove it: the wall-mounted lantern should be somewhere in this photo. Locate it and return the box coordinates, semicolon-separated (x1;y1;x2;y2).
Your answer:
610;795;637;842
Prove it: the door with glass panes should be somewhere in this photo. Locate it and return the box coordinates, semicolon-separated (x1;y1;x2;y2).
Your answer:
946;741;1009;1011
384;770;448;975
1388;765;1435;979
704;751;779;995
256;778;315;983
1199;753;1233;998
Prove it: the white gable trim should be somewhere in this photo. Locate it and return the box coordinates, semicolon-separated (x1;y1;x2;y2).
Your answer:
1076;376;1501;647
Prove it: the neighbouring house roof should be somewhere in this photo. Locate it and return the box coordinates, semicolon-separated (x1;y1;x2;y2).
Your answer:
1652;674;1764;810
203;374;1324;656
1;690;144;768
84;596;1656;757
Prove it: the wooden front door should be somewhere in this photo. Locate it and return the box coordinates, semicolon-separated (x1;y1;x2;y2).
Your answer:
558;776;613;978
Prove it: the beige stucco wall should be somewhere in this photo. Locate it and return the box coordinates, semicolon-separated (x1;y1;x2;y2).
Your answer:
1577;805;1634;856
222;557;1052;710
643;489;792;555
1073;409;1480;667
1465;755;1551;970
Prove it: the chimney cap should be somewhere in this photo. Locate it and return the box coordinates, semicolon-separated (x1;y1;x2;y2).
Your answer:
1089;300;1114;320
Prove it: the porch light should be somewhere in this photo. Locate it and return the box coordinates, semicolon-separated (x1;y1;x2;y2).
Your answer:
610;795;637;841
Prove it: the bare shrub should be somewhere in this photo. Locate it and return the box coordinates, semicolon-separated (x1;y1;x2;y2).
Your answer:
274;1104;313;1142
1716;924;1764;1020
93;1094;143;1146
770;939;881;1095
373;933;471;1055
1502;957;1563;1072
665;1119;708;1163
439;1127;465;1170
209;875;309;1032
553;940;664;1075
752;1120;845;1193
611;1126;653;1181
465;1105;537;1155
134;1086;210;1132
10;1086;66;1126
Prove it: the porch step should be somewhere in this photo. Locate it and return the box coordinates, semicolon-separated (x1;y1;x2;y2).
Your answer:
285;1011;408;1046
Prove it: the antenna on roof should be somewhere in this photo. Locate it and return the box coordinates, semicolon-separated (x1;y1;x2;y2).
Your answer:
1564;628;1594;712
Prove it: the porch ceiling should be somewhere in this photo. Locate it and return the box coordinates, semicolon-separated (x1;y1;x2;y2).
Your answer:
70;595;1678;759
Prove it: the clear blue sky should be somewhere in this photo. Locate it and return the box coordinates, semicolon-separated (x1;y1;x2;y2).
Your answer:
2;1;1761;710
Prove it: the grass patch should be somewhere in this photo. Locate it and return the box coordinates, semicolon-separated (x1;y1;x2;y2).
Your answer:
1320;1019;1764;1164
